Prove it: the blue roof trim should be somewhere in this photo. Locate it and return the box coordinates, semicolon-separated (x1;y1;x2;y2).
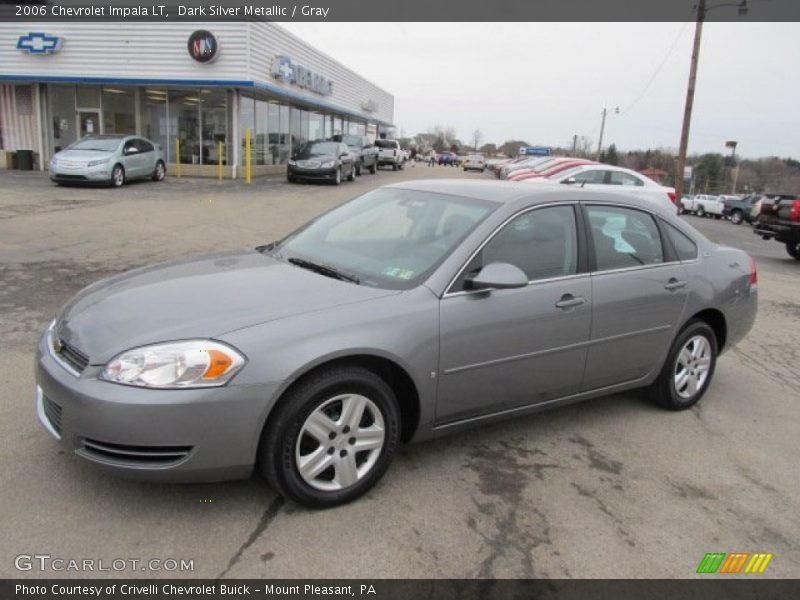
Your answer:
0;73;394;127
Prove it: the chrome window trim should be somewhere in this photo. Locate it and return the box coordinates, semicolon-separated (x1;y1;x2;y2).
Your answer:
588;260;682;277
442;201;581;298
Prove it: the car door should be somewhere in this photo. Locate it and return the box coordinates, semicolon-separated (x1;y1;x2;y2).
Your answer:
120;139;146;178
582;204;689;391
436;204;592;424
136;139;156;176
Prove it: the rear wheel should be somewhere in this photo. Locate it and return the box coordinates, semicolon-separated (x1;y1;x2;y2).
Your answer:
647;320;717;410
258;365;401;508
786;241;800;261
696;205;706;218
730;210;744;225
151;160;166;182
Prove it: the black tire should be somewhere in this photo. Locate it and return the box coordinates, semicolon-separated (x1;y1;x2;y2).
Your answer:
730;210;744;225
333;168;342;185
347;165;356;182
151;160;166;182
647;319;718;410
392;163;398;171
369;163;376;175
258;365;401;509
110;164;125;188
696;205;706;218
786;241;800;261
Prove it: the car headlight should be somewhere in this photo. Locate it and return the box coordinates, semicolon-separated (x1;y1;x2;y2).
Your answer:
321;160;335;168
288;159;296;166
101;340;246;389
49;158;58;168
87;158;110;168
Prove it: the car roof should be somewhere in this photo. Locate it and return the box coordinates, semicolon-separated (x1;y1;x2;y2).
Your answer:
384;179;674;215
81;134;128;139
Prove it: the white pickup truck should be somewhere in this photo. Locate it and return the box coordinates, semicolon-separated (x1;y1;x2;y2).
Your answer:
375;139;405;171
682;193;724;218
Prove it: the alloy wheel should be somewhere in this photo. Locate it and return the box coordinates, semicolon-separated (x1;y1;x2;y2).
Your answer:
155;162;165;181
674;335;712;399
295;394;385;491
112;166;124;187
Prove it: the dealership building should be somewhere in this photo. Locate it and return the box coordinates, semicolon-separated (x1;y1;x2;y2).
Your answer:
0;22;394;177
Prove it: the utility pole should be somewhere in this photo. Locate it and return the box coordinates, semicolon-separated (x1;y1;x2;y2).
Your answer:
572;134;577;156
596;109;607;161
675;0;706;202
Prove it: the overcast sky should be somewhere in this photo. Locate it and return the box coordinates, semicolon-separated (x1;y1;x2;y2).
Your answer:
280;22;799;159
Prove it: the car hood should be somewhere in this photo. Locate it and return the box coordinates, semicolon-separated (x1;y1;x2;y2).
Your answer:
55;150;116;162
55;249;398;363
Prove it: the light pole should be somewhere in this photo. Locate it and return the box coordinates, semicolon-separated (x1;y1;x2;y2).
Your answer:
726;140;739;194
674;0;748;201
596;106;619;161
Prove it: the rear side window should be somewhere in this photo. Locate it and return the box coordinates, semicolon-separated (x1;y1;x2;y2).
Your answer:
608;171;644;187
587;206;664;270
663;222;698;261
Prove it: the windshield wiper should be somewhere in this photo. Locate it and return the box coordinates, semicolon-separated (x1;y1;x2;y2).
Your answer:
288;257;360;284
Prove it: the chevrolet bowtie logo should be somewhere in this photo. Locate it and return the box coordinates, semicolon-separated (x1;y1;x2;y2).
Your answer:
17;32;63;55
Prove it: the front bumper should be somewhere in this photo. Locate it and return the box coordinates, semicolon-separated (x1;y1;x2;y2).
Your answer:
49;164;112;183
34;332;279;482
287;165;338;180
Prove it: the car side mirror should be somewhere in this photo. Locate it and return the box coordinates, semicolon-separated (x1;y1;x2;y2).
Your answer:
466;262;528;291
562;177;577;185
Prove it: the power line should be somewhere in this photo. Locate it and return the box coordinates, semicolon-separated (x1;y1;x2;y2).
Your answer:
619;22;690;116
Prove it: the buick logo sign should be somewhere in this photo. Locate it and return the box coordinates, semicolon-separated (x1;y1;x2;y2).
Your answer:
187;30;218;63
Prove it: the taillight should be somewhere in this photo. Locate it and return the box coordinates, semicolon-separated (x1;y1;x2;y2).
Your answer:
789;199;800;221
749;255;758;292
668;192;677;205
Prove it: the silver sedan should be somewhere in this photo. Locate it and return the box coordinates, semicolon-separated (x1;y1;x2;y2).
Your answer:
49;134;166;187
35;180;757;508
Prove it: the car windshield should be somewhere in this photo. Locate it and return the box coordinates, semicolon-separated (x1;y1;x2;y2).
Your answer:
270;188;496;290
341;135;361;147
67;137;123;152
296;142;340;157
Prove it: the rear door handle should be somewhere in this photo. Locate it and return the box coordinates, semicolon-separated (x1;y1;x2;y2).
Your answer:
555;294;586;309
664;278;688;291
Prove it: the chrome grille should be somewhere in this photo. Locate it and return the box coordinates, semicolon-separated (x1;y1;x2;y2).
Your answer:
79;439;193;467
55;338;89;373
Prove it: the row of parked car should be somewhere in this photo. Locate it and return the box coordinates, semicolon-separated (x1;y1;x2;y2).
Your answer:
485;155;678;213
287;136;411;184
680;192;800;261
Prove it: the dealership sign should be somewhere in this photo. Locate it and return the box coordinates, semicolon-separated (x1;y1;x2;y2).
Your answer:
17;32;63;55
519;146;551;156
271;55;333;96
187;30;219;63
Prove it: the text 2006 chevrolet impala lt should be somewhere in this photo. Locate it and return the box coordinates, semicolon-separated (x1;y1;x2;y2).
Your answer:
36;180;757;508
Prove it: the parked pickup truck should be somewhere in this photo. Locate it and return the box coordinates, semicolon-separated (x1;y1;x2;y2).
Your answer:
682;193;724;218
752;193;800;260
721;194;761;225
375;139;405;171
333;134;378;176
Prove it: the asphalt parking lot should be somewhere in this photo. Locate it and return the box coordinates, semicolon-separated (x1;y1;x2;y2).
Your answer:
1;166;798;579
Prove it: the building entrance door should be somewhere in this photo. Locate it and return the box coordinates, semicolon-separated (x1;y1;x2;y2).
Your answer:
78;111;101;137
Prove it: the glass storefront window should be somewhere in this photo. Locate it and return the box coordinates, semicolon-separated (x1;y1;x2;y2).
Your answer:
200;89;227;165
140;89;169;161
255;99;268;166
290;107;309;150
170;90;200;164
278;105;290;163
240;94;255;167
309;112;323;142
333;117;343;136
47;84;77;153
102;87;135;134
75;86;101;109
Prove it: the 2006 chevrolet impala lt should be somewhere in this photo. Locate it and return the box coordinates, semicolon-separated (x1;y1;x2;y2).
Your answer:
36;180;757;508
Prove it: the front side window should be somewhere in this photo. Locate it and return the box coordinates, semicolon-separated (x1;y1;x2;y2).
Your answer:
570;169;606;184
454;206;579;291
273;189;496;290
587;206;664;270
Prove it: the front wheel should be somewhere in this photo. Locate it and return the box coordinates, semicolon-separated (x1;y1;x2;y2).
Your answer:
110;164;125;188
730;210;744;225
258;365;401;508
786;241;800;260
333;168;342;185
647;320;717;410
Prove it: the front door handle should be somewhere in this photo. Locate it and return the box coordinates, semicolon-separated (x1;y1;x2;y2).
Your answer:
555;294;586;309
664;278;688;291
